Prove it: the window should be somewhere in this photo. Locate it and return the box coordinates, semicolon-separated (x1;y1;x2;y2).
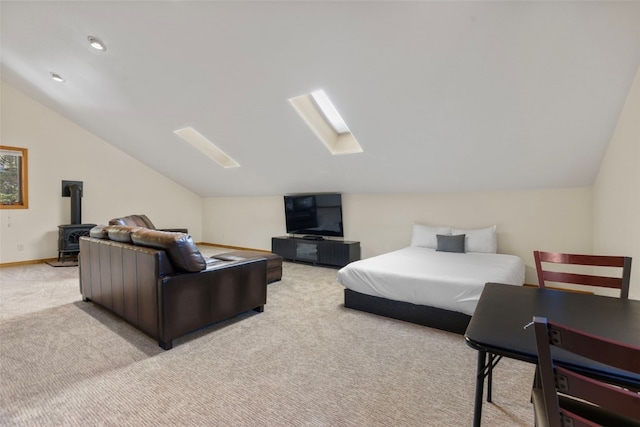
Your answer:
0;146;28;209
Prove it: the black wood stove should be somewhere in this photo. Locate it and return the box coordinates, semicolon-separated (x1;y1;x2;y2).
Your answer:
58;181;95;262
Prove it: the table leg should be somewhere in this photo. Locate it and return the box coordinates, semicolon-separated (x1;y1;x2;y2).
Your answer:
488;352;503;403
487;353;493;403
473;349;486;427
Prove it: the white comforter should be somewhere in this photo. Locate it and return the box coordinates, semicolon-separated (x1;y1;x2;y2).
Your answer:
336;246;525;316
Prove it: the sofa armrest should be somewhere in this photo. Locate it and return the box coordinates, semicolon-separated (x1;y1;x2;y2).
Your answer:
157;258;267;349
79;236;176;341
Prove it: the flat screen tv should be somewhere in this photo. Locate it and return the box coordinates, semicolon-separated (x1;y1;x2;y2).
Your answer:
284;193;344;238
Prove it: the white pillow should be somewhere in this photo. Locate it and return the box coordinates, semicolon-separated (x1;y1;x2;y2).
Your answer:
452;225;497;253
411;224;452;249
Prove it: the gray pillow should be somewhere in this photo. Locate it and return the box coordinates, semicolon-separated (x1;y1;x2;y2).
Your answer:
436;234;465;253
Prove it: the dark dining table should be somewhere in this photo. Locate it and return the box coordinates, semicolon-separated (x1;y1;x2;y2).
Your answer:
464;282;640;427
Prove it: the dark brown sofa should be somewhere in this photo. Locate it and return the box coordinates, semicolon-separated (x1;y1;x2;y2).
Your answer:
79;224;267;350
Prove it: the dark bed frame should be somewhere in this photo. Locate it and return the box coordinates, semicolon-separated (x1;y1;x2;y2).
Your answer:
343;288;471;335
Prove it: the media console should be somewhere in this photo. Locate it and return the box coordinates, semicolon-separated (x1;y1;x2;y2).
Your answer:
271;236;360;268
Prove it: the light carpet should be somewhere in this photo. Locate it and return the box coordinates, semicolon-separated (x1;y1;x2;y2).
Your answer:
0;249;534;426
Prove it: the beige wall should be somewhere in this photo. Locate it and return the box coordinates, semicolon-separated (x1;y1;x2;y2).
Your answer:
0;82;203;264
203;196;284;250
203;187;592;284
593;65;640;300
5;70;633;295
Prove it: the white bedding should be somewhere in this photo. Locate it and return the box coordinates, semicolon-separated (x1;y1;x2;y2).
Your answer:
336;246;525;316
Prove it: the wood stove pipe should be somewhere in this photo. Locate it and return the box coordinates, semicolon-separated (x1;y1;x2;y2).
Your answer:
62;180;83;225
68;183;82;224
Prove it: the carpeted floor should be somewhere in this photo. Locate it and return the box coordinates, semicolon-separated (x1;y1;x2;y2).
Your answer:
0;247;535;426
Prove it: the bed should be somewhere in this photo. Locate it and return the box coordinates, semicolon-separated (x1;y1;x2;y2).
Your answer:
336;224;525;334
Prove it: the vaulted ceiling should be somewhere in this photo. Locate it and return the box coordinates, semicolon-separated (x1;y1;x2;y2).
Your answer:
2;1;639;197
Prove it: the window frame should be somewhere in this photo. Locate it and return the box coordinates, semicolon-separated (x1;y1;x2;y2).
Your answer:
0;145;29;209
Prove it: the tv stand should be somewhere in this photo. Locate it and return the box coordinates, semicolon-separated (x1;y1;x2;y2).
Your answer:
302;235;325;241
272;236;360;268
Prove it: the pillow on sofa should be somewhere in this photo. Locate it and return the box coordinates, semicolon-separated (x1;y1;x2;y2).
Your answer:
436;234;465;253
451;225;497;253
131;229;206;272
107;225;142;243
410;224;452;249
109;214;156;229
89;225;109;239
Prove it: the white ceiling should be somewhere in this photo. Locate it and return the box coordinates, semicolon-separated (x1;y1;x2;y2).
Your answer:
2;1;639;197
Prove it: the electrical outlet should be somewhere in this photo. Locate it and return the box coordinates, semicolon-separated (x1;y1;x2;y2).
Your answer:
17;244;24;251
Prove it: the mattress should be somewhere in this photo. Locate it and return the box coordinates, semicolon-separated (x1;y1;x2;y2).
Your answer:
336;246;525;316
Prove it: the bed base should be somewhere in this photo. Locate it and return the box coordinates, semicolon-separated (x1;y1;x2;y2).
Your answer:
343;289;471;335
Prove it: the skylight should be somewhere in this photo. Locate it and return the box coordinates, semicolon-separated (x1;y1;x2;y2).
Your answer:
289;90;363;155
311;90;350;134
173;127;240;168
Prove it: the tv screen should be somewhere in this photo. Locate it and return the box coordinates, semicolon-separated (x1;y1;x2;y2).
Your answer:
284;193;344;238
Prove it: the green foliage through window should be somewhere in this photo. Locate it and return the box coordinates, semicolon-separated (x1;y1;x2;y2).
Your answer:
0;146;28;209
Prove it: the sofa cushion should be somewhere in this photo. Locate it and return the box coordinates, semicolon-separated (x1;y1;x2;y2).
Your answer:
89;225;109;239
107;225;141;243
109;214;156;229
131;229;206;272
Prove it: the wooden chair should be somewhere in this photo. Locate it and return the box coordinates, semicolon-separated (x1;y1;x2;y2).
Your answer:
533;251;632;299
487;251;631;402
532;316;640;427
484;251;633;405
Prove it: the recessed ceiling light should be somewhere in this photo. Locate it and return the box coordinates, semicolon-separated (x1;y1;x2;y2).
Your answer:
50;72;65;83
88;36;106;51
